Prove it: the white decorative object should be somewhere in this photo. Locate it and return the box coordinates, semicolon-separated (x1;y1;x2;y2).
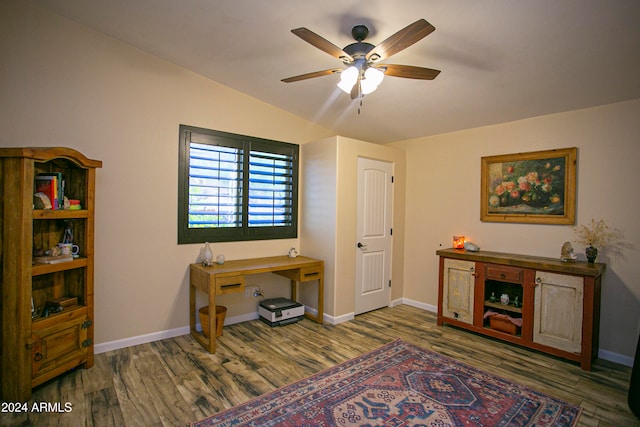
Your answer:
216;254;225;265
500;294;510;305
202;242;213;266
464;241;480;252
288;247;298;258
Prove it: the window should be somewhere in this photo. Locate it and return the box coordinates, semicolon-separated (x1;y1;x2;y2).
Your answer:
178;125;298;244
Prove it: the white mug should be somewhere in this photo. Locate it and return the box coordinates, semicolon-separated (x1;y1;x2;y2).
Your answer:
58;243;79;256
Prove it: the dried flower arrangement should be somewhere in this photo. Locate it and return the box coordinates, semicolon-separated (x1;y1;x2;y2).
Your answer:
573;218;621;248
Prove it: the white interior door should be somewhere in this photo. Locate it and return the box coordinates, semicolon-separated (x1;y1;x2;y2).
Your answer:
355;158;393;315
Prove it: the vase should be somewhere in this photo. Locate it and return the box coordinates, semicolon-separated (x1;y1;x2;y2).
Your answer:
585;245;598;264
500;294;510;305
202;242;213;266
521;190;548;208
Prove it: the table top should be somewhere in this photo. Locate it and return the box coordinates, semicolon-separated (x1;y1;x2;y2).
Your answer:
190;255;322;277
436;248;605;277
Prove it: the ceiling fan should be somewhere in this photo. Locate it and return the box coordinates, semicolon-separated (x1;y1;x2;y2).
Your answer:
281;19;441;100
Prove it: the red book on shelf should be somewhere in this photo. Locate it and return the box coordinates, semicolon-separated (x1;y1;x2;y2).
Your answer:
34;176;58;209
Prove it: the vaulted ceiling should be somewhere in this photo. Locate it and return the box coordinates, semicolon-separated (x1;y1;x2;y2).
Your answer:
32;0;640;143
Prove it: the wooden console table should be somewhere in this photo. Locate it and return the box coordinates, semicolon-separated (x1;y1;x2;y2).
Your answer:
437;248;604;370
189;255;324;353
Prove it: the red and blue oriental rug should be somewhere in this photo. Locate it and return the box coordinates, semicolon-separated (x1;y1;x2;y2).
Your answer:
192;339;581;426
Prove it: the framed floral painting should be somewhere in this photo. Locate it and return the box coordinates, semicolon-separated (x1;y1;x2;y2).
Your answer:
480;147;577;224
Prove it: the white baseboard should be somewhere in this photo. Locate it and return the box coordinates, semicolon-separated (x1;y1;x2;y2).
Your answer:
598;349;634;367
94;326;190;354
95;302;633;367
398;297;437;313
323;311;355;325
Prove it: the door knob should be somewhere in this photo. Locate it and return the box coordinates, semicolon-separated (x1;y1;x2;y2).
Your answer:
357;242;367;249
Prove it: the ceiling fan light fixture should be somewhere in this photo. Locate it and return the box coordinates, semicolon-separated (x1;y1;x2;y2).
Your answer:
337;65;358;93
361;67;385;94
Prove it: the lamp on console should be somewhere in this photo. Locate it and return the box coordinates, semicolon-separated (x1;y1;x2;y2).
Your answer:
453;235;465;249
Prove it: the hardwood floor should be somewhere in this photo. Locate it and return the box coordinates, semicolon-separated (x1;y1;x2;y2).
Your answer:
2;305;637;426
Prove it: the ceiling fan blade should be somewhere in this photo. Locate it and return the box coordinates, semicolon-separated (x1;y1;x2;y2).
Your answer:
366;19;435;62
291;28;354;63
281;69;342;83
377;64;441;80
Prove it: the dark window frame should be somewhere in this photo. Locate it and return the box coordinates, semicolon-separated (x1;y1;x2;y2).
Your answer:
178;125;298;244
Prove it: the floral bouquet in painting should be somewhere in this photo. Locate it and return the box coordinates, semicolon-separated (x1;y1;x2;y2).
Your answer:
488;160;564;211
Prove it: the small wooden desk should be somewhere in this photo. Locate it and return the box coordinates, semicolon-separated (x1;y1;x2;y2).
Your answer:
189;255;324;353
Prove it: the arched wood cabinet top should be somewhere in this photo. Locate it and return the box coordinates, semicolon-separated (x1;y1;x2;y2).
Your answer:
0;147;102;169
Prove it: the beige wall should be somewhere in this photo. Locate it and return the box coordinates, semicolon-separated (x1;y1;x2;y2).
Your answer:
300;136;406;320
299;137;338;316
388;99;640;362
0;1;334;344
335;137;406;316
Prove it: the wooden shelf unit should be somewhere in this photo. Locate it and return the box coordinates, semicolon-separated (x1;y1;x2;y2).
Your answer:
0;147;101;400
437;248;605;370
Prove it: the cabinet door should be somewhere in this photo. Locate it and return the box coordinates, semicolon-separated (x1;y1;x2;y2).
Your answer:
442;259;476;324
533;271;583;352
31;316;88;385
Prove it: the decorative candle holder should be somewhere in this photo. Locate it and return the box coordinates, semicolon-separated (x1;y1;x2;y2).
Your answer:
453;235;465;249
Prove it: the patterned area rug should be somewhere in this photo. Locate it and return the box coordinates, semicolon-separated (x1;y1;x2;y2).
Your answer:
192;339;581;426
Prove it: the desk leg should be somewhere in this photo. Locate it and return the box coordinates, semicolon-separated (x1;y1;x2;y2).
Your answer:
207;285;217;353
299;264;324;324
291;279;298;302
189;267;217;354
189;283;196;337
317;262;324;323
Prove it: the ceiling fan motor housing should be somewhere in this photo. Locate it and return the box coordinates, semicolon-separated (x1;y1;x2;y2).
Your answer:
343;42;375;59
351;25;369;42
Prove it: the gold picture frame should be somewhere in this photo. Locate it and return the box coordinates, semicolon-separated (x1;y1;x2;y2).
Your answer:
481;147;577;224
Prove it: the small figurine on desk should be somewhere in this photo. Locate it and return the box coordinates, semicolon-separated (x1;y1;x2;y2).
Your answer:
513;296;521;308
489;292;497;303
288;247;298;258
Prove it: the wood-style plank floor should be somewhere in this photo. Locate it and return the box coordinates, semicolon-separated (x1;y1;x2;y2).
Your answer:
2;305;637;426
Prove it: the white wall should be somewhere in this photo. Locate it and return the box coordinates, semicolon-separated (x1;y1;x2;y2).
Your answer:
0;1;334;345
388;99;640;362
